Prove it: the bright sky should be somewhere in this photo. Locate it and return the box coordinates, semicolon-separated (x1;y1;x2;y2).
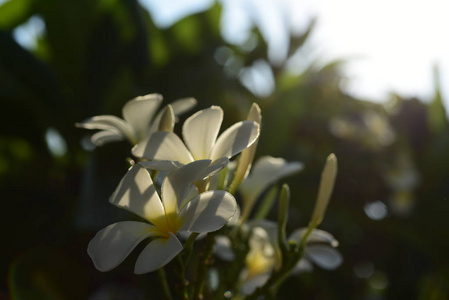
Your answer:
10;0;449;107
139;0;449;106
305;0;449;104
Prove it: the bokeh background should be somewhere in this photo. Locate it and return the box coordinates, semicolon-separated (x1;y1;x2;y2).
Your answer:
1;0;449;299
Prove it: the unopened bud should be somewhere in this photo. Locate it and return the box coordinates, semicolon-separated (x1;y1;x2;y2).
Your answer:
309;153;338;228
158;105;175;132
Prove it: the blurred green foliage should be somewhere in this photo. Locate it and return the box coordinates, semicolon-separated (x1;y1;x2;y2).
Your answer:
1;0;449;299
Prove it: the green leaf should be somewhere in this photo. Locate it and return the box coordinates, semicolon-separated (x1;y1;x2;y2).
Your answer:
428;65;448;133
171;15;202;53
0;0;32;30
277;184;290;259
253;185;279;220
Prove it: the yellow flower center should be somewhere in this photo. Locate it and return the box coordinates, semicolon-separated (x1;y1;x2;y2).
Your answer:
149;212;182;239
245;248;276;278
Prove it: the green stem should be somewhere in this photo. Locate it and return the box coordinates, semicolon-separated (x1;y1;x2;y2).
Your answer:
192;233;216;299
217;227;251;298
175;232;200;300
184;232;200;266
176;256;189;300
298;224;315;251
157;267;173;300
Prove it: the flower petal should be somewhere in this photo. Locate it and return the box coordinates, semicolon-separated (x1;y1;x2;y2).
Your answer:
139;160;184;171
182;106;223;160
170;97;197;116
292;258;314;274
161;159;228;215
248;220;278;242
229;103;262;191
210;120;260;161
76;115;134;141
90;130;125;146
288;228;339;247
239;156;303;217
201;157;230;179
240;156;304;199
305;245;343;270
132;131;194;164
227;203;241;226
109;165;166;228
214;235;235;261
134;233;183;274
148;98;196;134
87;221;155;272
122;94;163;141
240;272;271;295
157;105;175;132
179;190;236;233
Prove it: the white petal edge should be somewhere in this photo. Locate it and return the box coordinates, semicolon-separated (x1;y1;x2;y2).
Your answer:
248;220;278;243
149;97;198;133
122;94;163;141
139;160;184;171
170;97;197;116
305;245;343;270
229;103;262;190
179;190;237;233
109;165;166;228
158;105;175;132
227;204;241;226
240;272;271;295
90;130;125;146
210;120;260;161
182;106;223;159
288;228;338;247
132;131;194;164
240;156;304;202
292;258;314;274
214;235;235;261
88;221;155;272
161;159;228;214
182;106;224;160
134;232;183;274
77;115;134;141
150;98;197;132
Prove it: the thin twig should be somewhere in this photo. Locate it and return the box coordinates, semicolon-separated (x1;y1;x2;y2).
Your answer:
157;267;174;300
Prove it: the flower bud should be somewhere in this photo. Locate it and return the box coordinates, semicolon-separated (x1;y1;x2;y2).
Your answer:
309;154;338;228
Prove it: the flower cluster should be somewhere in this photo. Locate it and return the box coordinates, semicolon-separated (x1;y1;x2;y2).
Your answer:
78;94;342;299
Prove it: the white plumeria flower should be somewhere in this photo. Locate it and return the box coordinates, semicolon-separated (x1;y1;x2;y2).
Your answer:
238;156;303;221
212;223;277;294
87;159;237;274
223;221;278;295
77;93;196;146
288;228;343;273
215;220;342;294
132;106;260;170
239;225;280;295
